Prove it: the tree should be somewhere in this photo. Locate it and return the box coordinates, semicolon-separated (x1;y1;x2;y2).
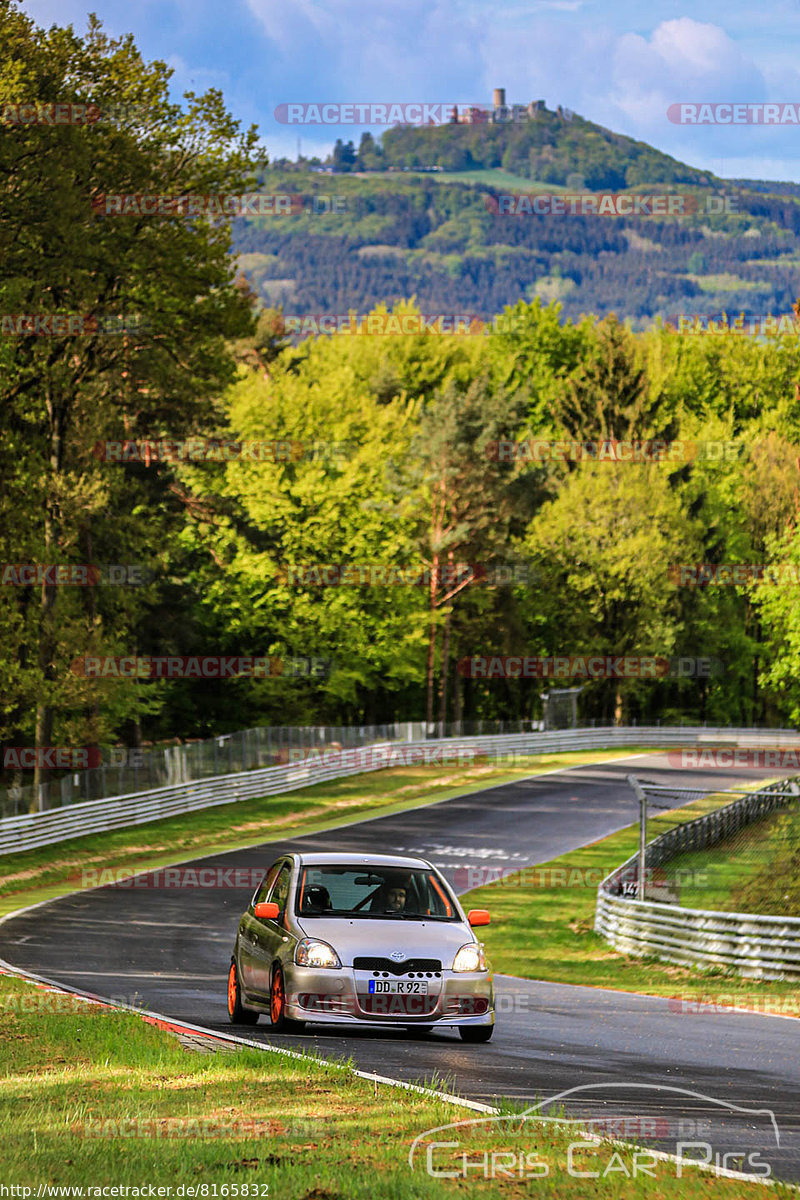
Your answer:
0;2;258;797
357;132;380;170
393;374;528;724
752;524;800;725
485;298;586;431
332;139;356;171
168;305;449;729
522;463;698;724
230;302;291;376
740;434;800;724
553;313;679;445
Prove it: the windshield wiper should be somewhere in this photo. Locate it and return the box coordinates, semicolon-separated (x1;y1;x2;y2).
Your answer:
379;912;430;919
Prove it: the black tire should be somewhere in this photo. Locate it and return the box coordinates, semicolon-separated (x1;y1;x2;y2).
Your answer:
269;965;305;1032
458;1024;494;1043
227;960;259;1025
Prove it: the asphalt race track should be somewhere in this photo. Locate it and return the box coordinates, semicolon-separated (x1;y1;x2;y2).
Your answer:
2;752;799;1183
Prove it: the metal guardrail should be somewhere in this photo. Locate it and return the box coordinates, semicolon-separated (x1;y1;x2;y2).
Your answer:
5;716;800;819
2;723;800;858
595;777;800;980
0;743;408;857
0;720;440;818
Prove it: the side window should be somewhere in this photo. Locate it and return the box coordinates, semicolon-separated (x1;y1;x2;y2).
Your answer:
253;862;281;907
269;865;292;915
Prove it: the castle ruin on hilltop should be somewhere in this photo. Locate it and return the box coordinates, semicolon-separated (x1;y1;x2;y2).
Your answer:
448;87;572;125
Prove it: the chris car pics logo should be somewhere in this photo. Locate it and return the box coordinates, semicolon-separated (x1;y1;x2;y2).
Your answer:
410;1082;778;1181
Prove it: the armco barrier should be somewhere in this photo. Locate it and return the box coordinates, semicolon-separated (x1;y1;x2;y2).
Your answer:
0;744;399;857
595;777;800;980
6;718;800;819
3;724;800;858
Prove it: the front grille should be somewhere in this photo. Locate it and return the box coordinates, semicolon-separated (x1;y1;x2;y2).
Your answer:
353;956;442;974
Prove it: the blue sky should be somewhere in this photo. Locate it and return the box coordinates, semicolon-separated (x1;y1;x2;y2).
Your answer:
21;0;800;181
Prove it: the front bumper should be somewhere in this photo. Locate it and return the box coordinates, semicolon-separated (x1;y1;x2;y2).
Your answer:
284;964;495;1026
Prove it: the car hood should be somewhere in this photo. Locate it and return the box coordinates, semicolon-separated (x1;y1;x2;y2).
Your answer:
295;917;473;967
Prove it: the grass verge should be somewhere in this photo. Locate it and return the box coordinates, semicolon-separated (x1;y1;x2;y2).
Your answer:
464;784;800;1016
671;802;800;917
0;970;787;1197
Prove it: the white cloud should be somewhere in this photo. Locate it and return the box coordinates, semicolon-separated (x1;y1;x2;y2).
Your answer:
611;19;764;127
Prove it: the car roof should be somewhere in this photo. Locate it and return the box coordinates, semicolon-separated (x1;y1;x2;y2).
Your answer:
294;852;433;869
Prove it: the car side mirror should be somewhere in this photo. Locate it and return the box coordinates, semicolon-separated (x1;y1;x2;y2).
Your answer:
254;901;280;920
467;909;490;927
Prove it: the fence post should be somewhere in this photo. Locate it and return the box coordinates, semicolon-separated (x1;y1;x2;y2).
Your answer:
627;774;648;901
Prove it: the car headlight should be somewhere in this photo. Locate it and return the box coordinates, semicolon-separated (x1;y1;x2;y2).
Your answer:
452;942;486;972
295;938;342;969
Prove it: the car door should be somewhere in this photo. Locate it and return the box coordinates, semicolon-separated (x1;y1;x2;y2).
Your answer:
239;860;282;995
249;861;293;996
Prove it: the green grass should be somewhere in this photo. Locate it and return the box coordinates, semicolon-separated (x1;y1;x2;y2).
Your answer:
423;167;562;192
364;166;566;192
0;747;663;920
0;971;786;1197
687;272;769;293
531;275;578;302
464;784;800;1016
672;802;800;917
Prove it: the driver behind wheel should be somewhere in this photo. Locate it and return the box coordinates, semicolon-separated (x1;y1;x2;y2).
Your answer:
371;871;415;913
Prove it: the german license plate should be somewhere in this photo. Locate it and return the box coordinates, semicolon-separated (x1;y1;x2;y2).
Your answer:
368;979;428;995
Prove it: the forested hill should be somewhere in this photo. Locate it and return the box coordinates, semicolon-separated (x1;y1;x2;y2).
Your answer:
366;107;714;188
232;162;800;327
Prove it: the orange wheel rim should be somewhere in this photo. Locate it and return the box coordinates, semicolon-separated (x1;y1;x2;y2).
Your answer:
271;970;283;1023
227;963;237;1014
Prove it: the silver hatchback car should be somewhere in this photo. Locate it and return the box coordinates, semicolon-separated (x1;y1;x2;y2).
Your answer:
227;851;494;1041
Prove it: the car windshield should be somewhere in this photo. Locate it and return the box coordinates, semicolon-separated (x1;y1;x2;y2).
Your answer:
296;865;457;920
